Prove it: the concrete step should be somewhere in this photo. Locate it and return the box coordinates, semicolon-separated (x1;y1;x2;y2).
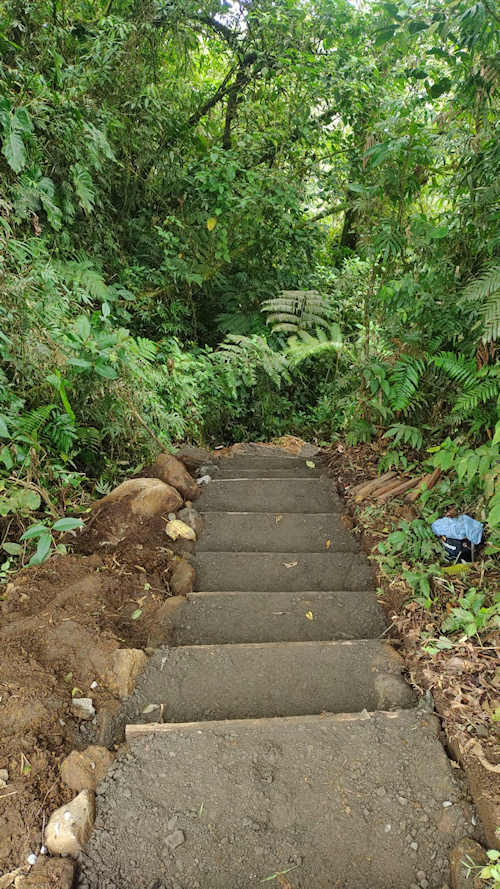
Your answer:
197;512;359;552
195;551;373;591
216;455;317;470
125;640;414;723
83;710;473;889
160;590;386;645
212;467;322;478
197;478;341;513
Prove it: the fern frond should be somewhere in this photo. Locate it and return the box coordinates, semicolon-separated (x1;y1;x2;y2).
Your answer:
432;352;477;389
287;324;343;366
462;265;500;343
262;290;332;333
16;404;56;437
389;355;427;411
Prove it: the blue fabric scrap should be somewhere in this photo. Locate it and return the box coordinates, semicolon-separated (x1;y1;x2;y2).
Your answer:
431;514;483;545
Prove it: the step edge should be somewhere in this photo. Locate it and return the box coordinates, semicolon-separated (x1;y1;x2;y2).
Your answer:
153;638;393;652
126;708;425;740
191;589;378;597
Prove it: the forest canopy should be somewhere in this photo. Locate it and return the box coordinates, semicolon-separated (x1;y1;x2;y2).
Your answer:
0;0;499;546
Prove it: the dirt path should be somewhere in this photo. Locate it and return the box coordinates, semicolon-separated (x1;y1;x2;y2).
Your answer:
77;446;479;889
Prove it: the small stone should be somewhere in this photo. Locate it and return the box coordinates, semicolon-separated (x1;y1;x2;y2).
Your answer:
170;559;195;596
45;789;95;857
177;507;204;537
26;855;37;866
61;746;114;792
442;800;453;807
107;648;147;698
417;872;426;881
420;881;429;889
90;680;98;689
0;768;8;787
384;824;391;833
410;842;418;851
398;796;407;806
166;830;185;850
71;698;95;720
14;858;75;889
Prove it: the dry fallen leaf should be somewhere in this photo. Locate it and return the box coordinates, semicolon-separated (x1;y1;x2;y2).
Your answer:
283;560;298;568
305;611;313;620
325;538;331;549
275;514;283;524
165;519;196;541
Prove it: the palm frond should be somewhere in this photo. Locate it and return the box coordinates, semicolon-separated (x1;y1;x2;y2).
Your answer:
462;264;500;343
286;324;343;366
262;290;332;333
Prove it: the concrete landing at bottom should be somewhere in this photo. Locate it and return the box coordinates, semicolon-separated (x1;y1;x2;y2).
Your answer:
79;711;476;889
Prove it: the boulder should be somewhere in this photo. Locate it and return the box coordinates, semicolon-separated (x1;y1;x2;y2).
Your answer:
45;789;95;857
99;477;183;516
107;648;148;698
14;858;75;889
170;558;195;596
61;745;114;792
141;453;200;501
174;445;215;473
74;478;183;553
450;838;489;889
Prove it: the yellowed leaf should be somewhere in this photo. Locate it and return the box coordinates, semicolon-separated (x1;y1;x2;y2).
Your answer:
325;539;331;549
305;611;313;620
275;514;283;524
306;460;315;469
284;560;298;568
165;519;196;541
206;216;217;231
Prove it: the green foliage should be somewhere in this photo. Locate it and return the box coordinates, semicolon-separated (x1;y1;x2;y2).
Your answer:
262;291;332;333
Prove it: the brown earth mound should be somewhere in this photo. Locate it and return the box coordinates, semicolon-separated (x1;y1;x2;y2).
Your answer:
0;457;201;874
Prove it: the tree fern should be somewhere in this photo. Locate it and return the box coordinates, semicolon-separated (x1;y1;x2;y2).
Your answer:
261;290;332;333
218;335;289;387
461;265;500;343
286;324;343;366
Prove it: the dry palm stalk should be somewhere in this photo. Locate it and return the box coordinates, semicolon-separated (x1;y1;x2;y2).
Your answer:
406;468;442;502
376;476;421;502
352;472;397;501
371;475;415;499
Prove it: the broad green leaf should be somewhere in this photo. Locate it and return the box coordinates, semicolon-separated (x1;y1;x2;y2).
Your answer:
95;362;118;379
429;77;451;98
21;522;49;540
67;357;92;368
207;217;217;231
52;517;85;531
2;119;26;172
76;315;91;341
2;542;22;555
0;415;9;437
0;446;13;469
71;163;95;213
28;532;52;566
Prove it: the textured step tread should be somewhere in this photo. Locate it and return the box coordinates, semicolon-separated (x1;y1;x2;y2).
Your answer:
81;710;474;889
159;590;386;645
198;478;341;513
195;551;373;591
213;467;323;478
197;512;359;552
124;640;414;723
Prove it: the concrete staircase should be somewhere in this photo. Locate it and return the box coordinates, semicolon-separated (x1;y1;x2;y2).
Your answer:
79;448;475;889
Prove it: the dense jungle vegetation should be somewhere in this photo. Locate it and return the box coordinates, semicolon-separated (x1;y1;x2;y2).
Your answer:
0;0;499;566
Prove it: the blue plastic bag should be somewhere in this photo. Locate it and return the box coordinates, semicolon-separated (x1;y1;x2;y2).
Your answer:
431;515;483;545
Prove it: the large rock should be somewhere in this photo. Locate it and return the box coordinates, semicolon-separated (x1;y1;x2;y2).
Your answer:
61;745;114;792
100;477;183;515
45;789;95;857
14;858;75;889
141;453;200;501
107;648;148;698
174;445;215;473
450;838;489;889
75;478;183;553
170;558;195;596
